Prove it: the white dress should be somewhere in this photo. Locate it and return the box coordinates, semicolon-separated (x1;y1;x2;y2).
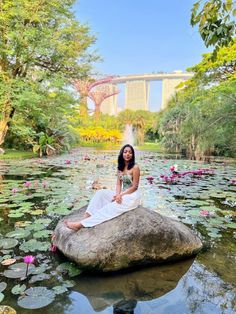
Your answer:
80;173;141;227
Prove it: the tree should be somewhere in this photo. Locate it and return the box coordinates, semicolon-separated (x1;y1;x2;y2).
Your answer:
158;80;236;159
187;39;236;84
88;84;119;120
191;0;236;57
73;76;114;116
0;0;98;149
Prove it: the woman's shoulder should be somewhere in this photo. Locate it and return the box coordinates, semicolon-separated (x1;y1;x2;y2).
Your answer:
132;164;140;171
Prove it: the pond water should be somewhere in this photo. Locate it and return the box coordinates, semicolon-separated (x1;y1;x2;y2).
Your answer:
0;148;236;314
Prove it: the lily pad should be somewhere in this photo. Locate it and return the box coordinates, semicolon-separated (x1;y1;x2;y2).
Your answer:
11;284;26;295
63;280;75;288
36;218;52;225
0;283;7;293
1;259;16;266
0;238;18;249
0;305;16;314
3;263;35;279
17;287;55;309
189;200;210;206
32;265;48;275
19;239;50;252
56;262;82;277
30;209;44;215
186;209;201;216
226;222;236;229
8;211;25;218
46;204;71;216
25;223;46;232
29;273;51;284
6;229;31;239
52;285;68;295
33;230;51;239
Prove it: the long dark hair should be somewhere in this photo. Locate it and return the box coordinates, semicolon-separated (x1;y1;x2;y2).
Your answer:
118;144;135;171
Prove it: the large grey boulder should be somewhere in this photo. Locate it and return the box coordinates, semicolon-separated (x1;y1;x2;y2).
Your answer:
54;206;202;272
74;258;194;311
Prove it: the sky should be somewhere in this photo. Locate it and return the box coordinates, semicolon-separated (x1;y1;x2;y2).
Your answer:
74;0;210;111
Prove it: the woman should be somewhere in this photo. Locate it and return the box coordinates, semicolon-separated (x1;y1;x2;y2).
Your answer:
66;144;141;230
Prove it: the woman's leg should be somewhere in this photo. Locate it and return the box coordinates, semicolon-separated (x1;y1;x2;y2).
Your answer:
66;189;115;230
86;189;115;215
81;194;139;227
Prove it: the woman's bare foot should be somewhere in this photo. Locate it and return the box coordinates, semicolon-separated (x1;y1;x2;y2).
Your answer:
84;212;91;218
65;221;83;231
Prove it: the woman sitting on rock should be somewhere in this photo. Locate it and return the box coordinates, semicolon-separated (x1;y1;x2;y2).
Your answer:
65;144;141;230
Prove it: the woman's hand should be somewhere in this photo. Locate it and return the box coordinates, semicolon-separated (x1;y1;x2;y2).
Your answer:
112;194;122;204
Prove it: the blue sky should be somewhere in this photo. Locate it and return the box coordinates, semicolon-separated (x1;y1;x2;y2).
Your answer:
74;0;210;111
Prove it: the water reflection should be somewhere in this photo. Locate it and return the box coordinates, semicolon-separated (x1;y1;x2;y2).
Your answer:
74;258;194;312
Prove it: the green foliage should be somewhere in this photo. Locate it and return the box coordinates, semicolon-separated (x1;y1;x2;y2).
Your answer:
186;39;236;85
69;113;122;144
158;37;236;160
191;0;236;56
117;109;158;145
159;79;236;159
0;0;98;150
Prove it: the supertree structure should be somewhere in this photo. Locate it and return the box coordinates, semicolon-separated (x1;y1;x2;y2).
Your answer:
88;84;119;120
73;76;114;116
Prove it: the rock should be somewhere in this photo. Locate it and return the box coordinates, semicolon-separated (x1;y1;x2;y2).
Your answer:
74;258;194;311
54;206;202;272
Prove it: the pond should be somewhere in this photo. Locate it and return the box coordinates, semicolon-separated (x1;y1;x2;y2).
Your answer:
0;148;236;314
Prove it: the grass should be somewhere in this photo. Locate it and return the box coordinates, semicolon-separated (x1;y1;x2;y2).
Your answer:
79;141;165;152
0;149;37;159
137;142;164;152
0;142;164;160
79;141;121;150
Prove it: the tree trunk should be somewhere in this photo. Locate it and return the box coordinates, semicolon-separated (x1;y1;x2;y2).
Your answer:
0;105;15;146
94;104;100;121
79;96;88;116
0;116;10;146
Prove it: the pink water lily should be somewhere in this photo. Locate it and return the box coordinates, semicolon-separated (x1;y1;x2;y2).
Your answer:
12;188;18;193
23;255;35;277
200;210;210;216
42;181;47;188
65;159;71;164
231;179;236;184
23;255;35;264
24;181;31;188
50;244;57;252
83;154;90;161
146;176;154;183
